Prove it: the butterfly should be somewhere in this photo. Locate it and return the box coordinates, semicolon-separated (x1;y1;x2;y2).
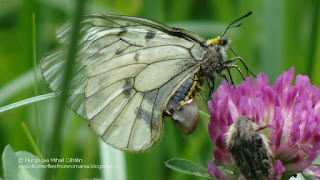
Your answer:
40;12;254;152
226;116;273;180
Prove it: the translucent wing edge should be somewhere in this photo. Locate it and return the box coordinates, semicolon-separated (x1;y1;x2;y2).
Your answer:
40;48;88;119
56;14;207;47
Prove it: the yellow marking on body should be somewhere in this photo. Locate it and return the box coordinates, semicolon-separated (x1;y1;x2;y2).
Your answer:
166;110;172;116
206;36;221;45
179;75;199;106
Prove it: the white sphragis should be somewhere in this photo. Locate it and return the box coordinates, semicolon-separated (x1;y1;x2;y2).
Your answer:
41;13;253;152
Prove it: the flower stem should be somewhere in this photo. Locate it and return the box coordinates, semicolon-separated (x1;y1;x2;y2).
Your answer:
21;122;44;159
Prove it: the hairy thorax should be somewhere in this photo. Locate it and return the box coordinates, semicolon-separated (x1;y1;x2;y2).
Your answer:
200;45;227;79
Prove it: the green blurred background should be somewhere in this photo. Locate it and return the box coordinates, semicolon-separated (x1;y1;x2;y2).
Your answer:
0;0;319;179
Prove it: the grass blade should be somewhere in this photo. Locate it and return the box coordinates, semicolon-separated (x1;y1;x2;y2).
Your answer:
199;110;210;120
100;141;127;180
21;122;44;159
32;12;40;145
0;93;57;114
44;0;87;178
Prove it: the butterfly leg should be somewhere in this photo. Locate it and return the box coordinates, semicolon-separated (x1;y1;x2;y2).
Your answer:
225;64;245;80
225;68;235;87
206;75;216;96
206;76;212;96
220;73;230;84
250;117;269;132
256;125;268;132
224;57;256;77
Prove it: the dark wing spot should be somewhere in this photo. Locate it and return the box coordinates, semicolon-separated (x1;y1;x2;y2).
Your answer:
145;30;156;41
98;77;104;86
123;79;133;98
143;90;158;105
115;49;122;55
134;52;140;61
136;108;152;122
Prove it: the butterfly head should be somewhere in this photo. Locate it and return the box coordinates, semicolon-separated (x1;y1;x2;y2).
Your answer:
205;36;231;61
206;36;230;46
206;11;252;49
201;12;253;95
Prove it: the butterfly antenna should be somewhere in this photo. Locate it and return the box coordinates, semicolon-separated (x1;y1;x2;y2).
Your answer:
222;11;252;36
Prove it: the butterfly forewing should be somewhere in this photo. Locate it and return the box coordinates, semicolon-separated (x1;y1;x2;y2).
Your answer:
41;14;205;151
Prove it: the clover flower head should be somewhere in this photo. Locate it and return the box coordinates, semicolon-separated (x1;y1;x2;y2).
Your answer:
208;67;320;180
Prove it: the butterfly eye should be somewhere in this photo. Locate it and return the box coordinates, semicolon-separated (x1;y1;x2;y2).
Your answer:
221;37;228;46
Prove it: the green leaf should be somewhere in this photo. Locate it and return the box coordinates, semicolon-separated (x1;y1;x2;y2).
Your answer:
216;165;233;174
164;158;212;179
302;173;316;180
2;145;19;180
2;145;44;180
312;155;320;166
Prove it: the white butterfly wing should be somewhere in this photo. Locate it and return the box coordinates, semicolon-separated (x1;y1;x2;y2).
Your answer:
40;14;205;151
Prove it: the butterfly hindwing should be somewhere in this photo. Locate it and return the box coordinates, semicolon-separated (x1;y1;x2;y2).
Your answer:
40;14;205;151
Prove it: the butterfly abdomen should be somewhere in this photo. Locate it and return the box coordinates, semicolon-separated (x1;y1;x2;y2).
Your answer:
165;75;198;115
165;75;200;135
